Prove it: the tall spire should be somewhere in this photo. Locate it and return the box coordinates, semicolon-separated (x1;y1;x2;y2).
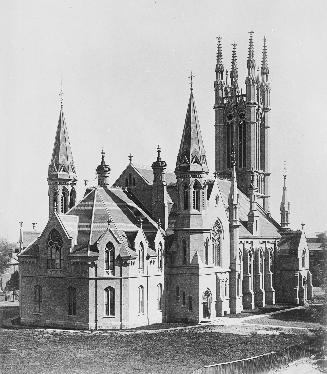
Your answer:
216;36;224;81
248;169;260;235
261;37;269;82
230;43;238;89
247;31;256;76
176;79;209;174
280;163;290;230
48;103;77;181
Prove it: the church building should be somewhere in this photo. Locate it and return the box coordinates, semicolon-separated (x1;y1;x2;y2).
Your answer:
18;33;313;329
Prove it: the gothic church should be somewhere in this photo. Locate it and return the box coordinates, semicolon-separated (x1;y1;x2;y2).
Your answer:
18;33;313;329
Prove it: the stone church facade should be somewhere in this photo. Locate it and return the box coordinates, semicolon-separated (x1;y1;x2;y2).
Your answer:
18;33;313;329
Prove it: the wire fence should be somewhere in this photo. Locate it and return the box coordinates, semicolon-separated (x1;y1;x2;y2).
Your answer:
192;343;315;374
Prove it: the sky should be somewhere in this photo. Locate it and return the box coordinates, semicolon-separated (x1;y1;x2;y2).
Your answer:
0;0;326;242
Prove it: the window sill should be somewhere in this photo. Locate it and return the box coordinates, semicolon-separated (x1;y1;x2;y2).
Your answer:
103;315;116;318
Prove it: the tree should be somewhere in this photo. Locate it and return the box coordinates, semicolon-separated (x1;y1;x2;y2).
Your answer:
0;238;15;275
5;270;19;291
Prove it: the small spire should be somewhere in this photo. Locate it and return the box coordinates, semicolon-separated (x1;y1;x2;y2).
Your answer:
230;43;238;88
188;71;195;92
96;149;111;187
19;221;23;252
280;161;291;230
59;79;64;110
247;31;256;76
157;145;161;161
128;153;133;164
261;36;269;81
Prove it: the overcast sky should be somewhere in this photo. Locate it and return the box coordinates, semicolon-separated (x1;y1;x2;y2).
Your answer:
0;0;326;241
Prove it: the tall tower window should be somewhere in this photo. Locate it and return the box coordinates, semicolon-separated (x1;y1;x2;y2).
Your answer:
204;239;209;265
105;242;115;275
34;285;42;313
47;229;63;269
158;242;163;271
212;220;222;266
105;287;115;316
227;123;233;168
61;187;69;213
183;184;189;210
138;285;144;314
157;283;162;310
238;121;247;168
192;181;201;210
182;239;187;265
302;250;306;268
68;286;77;315
139;242;145;272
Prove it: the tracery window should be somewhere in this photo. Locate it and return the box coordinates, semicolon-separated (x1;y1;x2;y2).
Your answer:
212;220;222;266
105;242;115;275
34;285;42;313
47;229;63;269
176;286;180;302
138;285;144;314
61;187;69;213
302;250;306;268
68;286;76;316
204;239;209;265
105;287;115;316
188;296;193;311
182;291;186;306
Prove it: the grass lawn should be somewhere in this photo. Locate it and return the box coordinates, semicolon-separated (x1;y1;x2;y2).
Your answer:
0;326;309;374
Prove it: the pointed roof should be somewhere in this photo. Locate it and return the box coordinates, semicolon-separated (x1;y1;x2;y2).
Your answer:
230;43;238;87
247;31;256;75
48;107;77;181
175;90;209;174
215;36;224;74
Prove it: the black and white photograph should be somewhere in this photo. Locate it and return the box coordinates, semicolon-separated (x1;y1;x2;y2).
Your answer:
0;1;326;373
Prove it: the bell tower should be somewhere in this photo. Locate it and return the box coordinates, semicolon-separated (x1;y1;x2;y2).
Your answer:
214;33;271;212
48;95;77;217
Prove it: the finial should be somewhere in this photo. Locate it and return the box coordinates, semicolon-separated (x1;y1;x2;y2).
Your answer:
301;222;305;231
230;43;238;86
32;222;37;231
139;217;143;229
84;179;89;187
216;36;224;75
107;217;113;227
157;218;161;228
188;71;195;91
261;36;269;78
283;161;287;184
59;78;64;109
157;145;161;161
128;153;133;164
101;149;105;162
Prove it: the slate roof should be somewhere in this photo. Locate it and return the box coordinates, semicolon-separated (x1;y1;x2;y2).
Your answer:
133;166;176;185
16;231;40;252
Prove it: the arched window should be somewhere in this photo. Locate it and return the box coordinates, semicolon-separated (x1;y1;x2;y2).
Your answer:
182;291;186;306
248;252;253;291
125;178;128;187
129;173;132;186
139;242;144;272
68;286;76;315
47;229;63;269
176;286;180;302
260;252;264;288
182;239;187;265
183;184;189;210
138;286;144;314
105;287;115;316
157;242;163;271
34;285;42;312
192;181;201;210
212;220;222;266
69;187;76;209
204;239;209;265
157;283;162;310
105;242;115;275
133;177;136;186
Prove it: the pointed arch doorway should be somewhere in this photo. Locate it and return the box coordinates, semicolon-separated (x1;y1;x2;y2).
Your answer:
202;289;212;319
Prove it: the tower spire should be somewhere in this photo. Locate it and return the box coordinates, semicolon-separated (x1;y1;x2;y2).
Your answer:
261;36;269;82
247;31;256;76
216;36;224;81
280;162;291;230
230;43;238;89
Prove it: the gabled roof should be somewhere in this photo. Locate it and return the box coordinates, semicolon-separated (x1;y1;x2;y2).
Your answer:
48;107;77;180
176;90;209;174
216;178;280;238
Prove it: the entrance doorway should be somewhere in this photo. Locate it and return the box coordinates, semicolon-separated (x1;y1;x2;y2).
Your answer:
202;289;212;319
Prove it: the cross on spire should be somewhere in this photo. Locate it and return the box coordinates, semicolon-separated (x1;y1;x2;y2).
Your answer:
188;71;195;91
128;153;133;163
